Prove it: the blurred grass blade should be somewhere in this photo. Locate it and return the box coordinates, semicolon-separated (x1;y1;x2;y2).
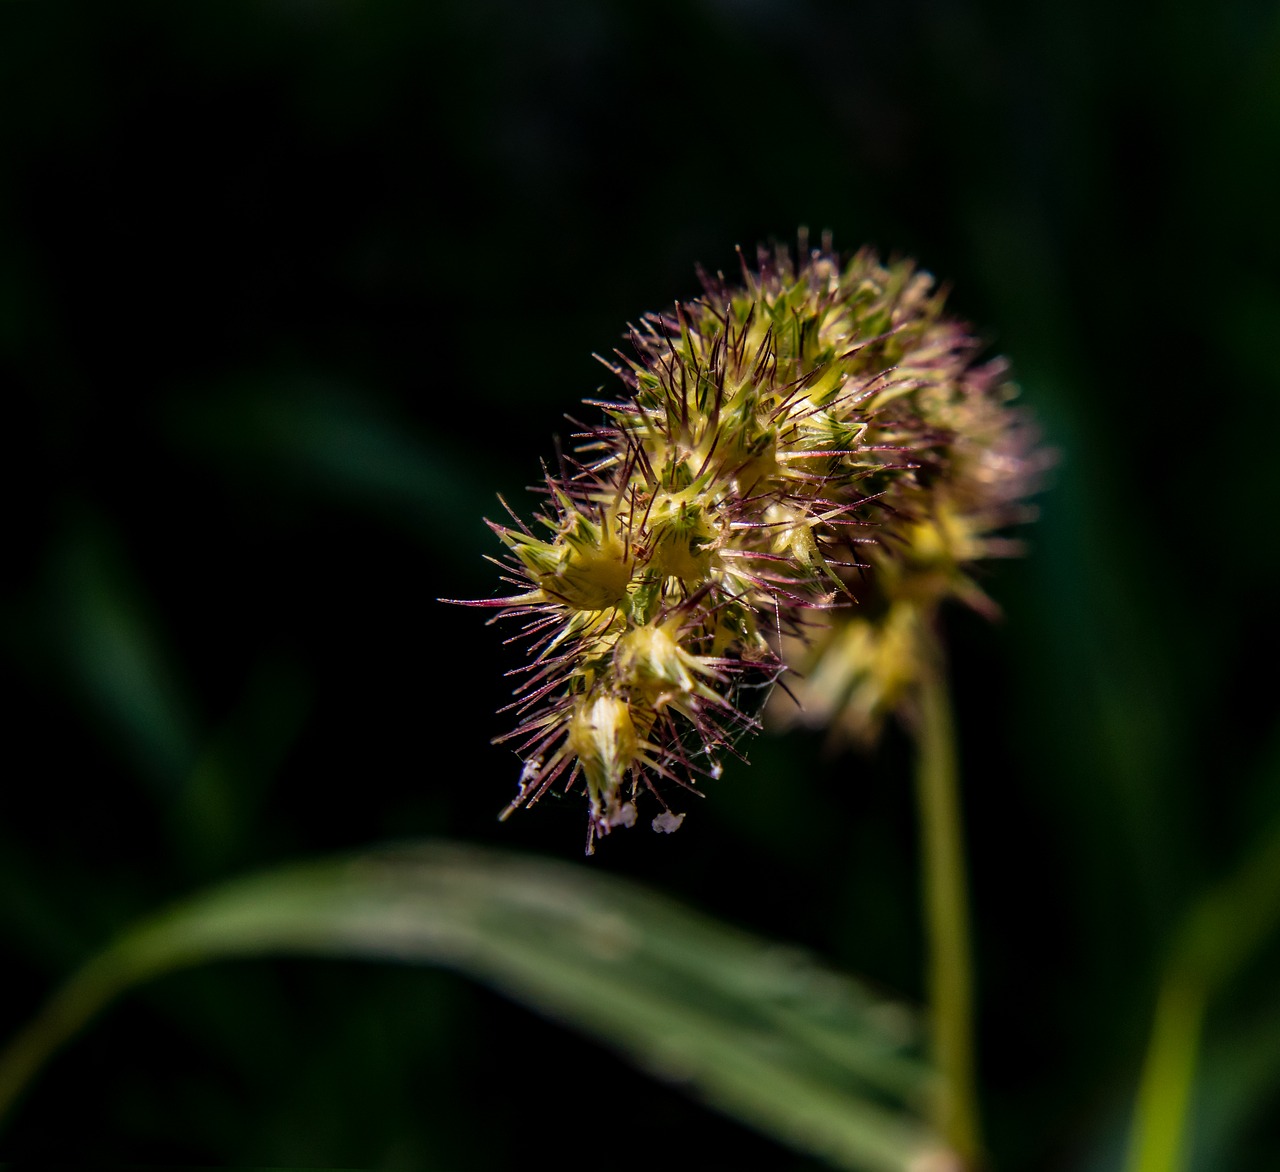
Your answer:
1126;975;1207;1172
51;518;200;792
1126;761;1280;1172
0;842;946;1172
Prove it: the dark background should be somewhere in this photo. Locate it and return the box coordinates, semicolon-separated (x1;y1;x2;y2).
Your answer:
1;0;1278;1168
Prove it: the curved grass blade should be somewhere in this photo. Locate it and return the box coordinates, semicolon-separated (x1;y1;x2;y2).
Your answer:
0;842;948;1172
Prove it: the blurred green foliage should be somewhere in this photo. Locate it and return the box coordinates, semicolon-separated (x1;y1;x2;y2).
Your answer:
0;0;1277;1168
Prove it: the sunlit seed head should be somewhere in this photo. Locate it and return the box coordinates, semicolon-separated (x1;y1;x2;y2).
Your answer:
451;233;1045;848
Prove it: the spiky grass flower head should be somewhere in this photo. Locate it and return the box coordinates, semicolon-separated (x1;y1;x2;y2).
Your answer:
450;233;1043;850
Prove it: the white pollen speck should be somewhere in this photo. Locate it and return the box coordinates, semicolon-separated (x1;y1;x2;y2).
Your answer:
652;811;685;834
609;802;638;828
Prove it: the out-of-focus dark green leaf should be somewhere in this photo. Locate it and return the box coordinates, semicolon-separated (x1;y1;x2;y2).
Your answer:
170;376;495;550
0;842;945;1172
172;657;312;877
50;519;200;793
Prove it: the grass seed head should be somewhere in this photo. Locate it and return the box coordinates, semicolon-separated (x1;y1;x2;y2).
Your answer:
450;235;1045;848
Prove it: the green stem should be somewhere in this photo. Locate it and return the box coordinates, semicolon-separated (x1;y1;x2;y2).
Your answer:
913;622;983;1168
